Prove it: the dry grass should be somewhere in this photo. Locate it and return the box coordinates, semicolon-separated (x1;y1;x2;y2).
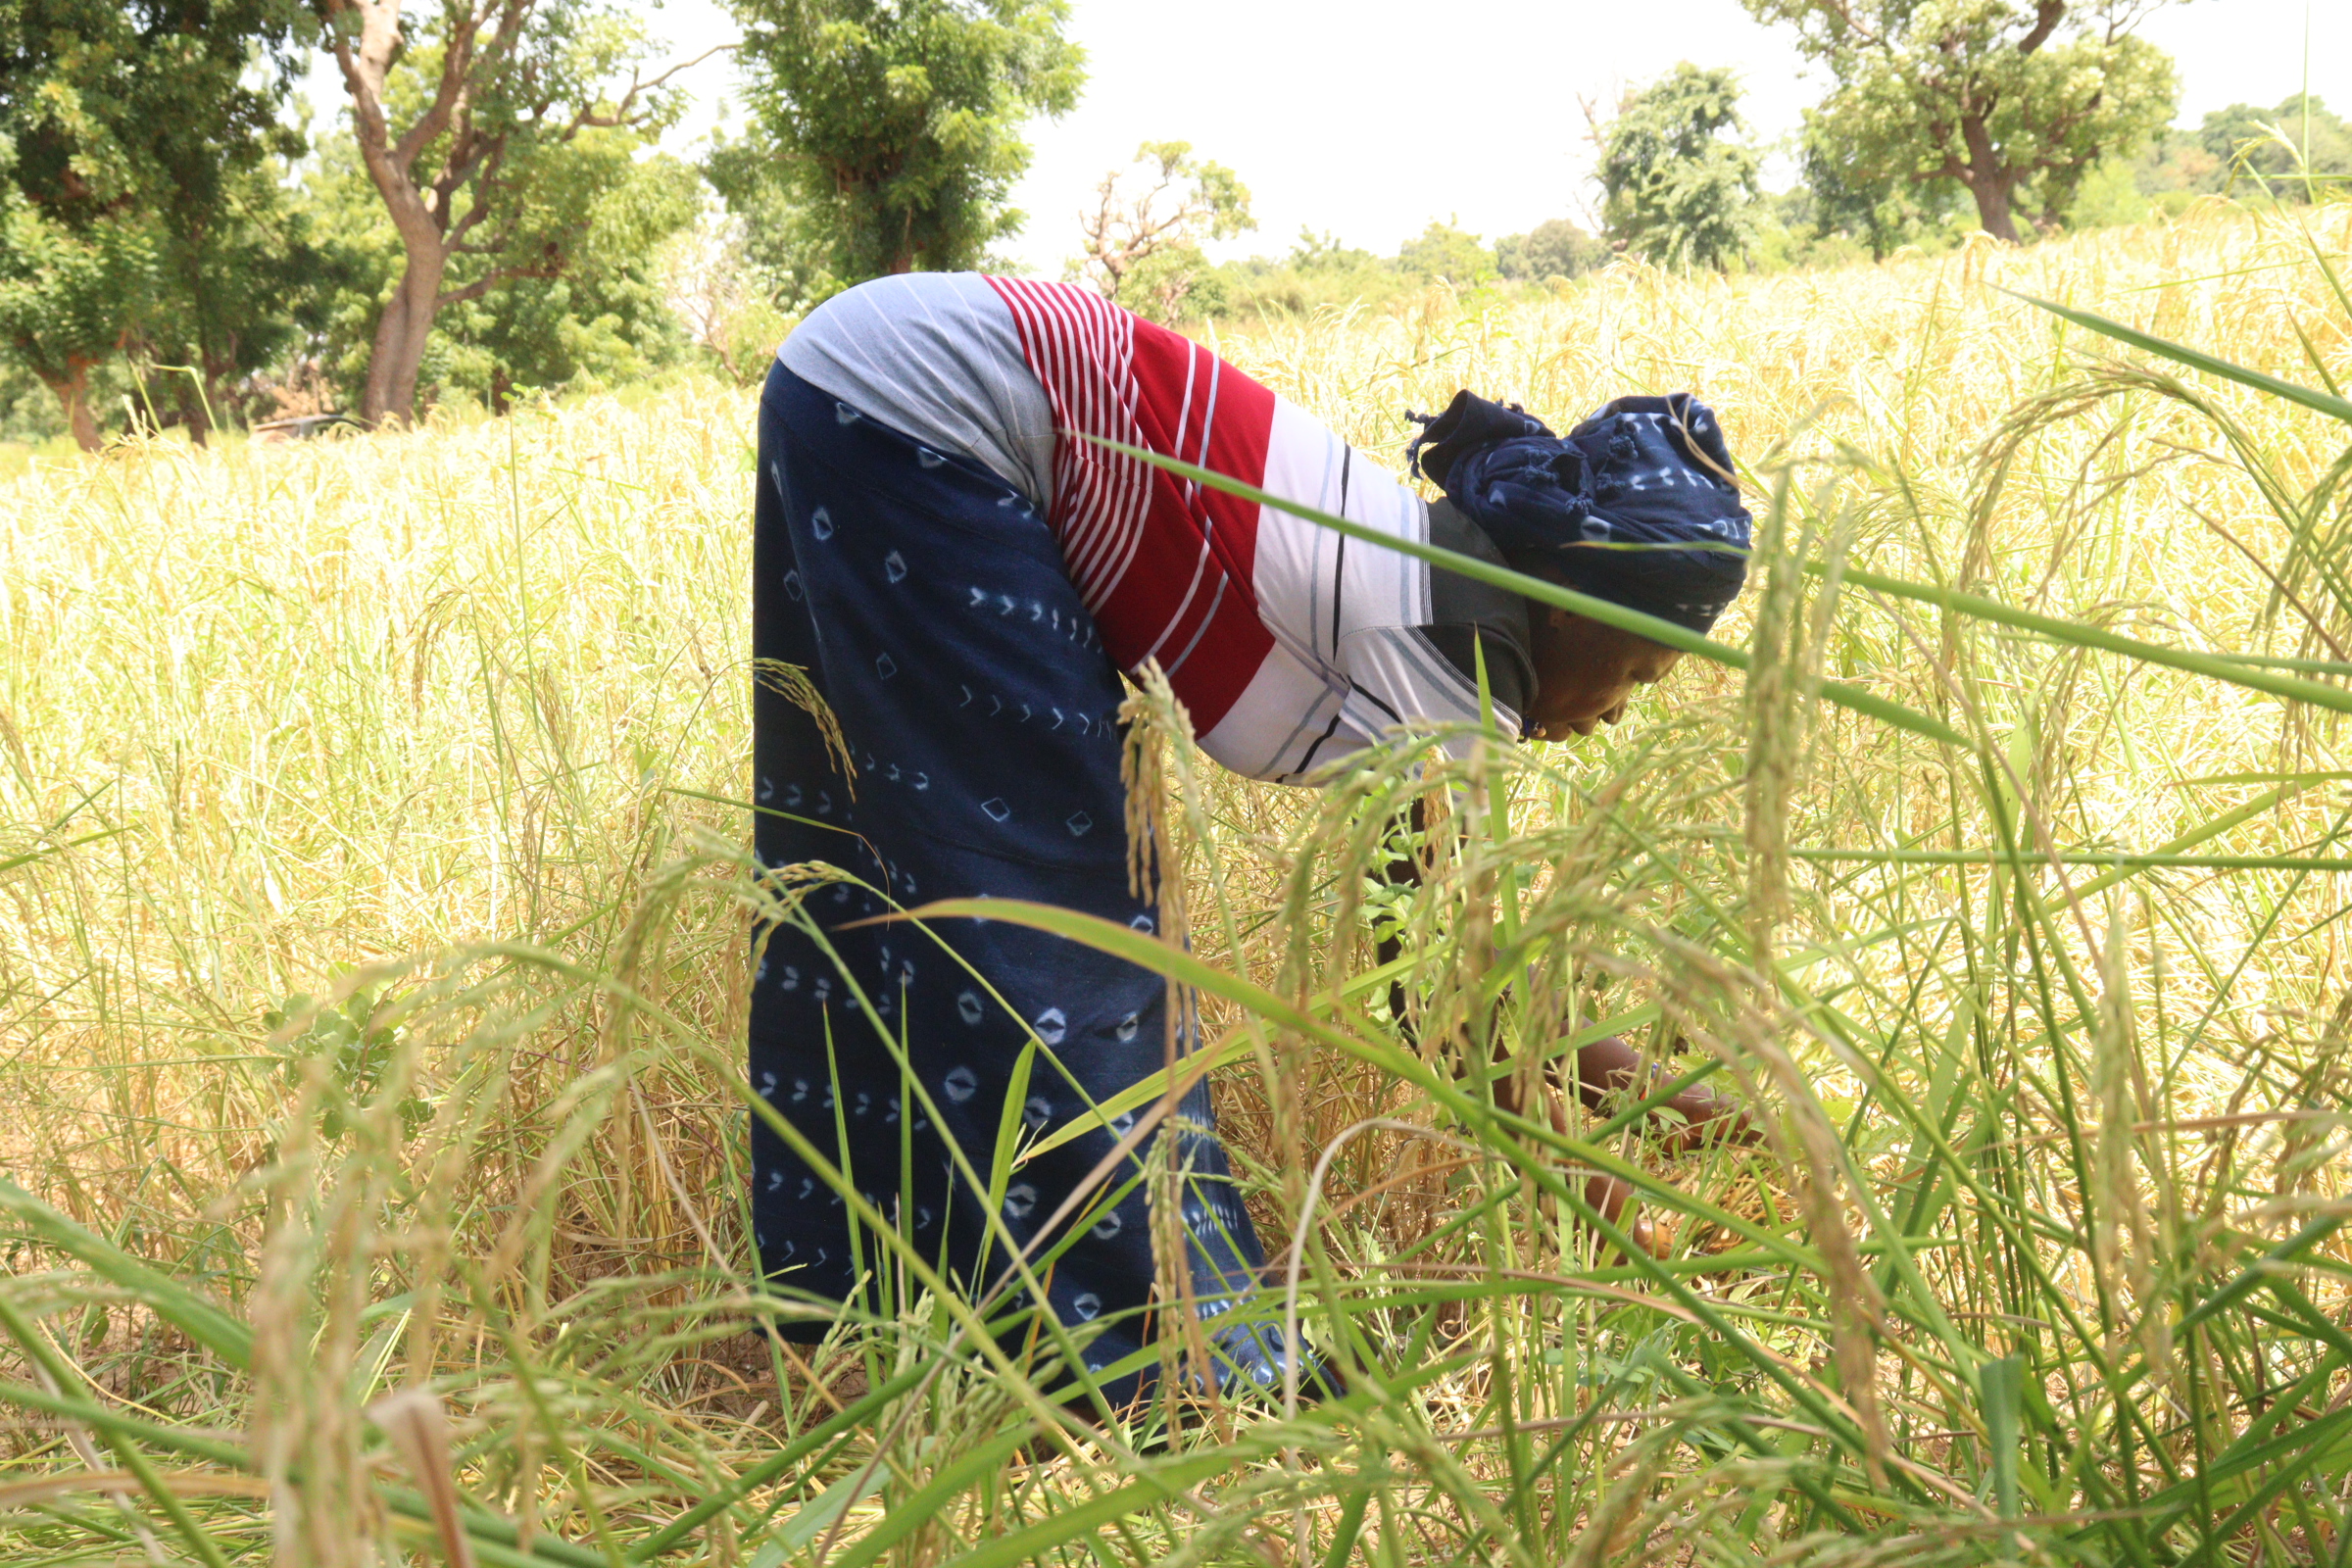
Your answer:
3;198;2352;1565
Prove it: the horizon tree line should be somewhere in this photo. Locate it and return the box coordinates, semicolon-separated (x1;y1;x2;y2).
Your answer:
0;0;2338;449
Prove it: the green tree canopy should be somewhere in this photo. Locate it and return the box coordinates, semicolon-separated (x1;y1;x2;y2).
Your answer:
431;136;701;411
314;0;710;425
727;0;1083;281
1494;219;1607;281
2195;95;2352;198
0;0;310;446
703;125;840;315
0;205;154;447
1743;0;2180;244
1287;228;1376;273
1797;115;1964;260
1073;140;1252;322
1396;219;1494;285
1596;64;1760;271
141;153;351;439
299;118;697;416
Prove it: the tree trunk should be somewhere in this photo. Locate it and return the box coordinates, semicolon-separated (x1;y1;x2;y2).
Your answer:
326;0;460;429
1966;173;2022;245
180;379;213;448
361;224;449;427
1958;113;2024;244
39;361;102;452
186;341;241;448
886;204;914;274
193;373;229;448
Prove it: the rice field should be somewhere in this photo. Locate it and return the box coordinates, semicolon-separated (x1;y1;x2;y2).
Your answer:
5;199;2352;1565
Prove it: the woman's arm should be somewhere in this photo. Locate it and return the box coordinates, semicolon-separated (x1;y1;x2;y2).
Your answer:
1368;797;1754;1255
1369;802;1652;1255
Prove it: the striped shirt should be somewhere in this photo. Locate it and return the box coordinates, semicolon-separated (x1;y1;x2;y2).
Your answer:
779;272;1530;782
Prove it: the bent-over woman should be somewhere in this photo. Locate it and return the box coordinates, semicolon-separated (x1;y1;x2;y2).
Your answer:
748;272;1753;1402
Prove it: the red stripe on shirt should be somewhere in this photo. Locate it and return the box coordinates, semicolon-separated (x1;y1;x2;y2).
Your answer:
983;278;1276;734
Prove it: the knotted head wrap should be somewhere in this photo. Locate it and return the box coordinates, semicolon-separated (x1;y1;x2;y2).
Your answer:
1405;388;1752;634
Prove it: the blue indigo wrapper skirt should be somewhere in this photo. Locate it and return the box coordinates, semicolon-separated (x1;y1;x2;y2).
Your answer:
749;363;1287;1399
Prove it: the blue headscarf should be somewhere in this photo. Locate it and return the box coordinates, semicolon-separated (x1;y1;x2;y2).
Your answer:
1405;389;1752;634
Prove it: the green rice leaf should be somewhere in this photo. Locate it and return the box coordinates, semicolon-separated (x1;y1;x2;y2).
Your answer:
1075;433;1966;747
0;1178;252;1371
2006;288;2352;425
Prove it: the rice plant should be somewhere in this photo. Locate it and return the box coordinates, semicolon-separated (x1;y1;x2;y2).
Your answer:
4;200;2352;1564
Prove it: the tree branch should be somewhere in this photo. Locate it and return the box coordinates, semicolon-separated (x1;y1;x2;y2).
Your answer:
2016;0;2067;56
436;268;524;310
386;0;500;173
564;42;735;139
318;0;443;238
1819;0;1891;54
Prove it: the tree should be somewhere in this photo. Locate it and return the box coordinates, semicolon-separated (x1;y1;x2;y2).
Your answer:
0;0;310;447
1073;140;1252;321
1798;116;1962;259
431;140;700;411
314;0;715;426
293;118;696;416
728;0;1083;281
1595;65;1761;271
703;125;842;316
139;150;358;441
1742;0;2179;245
2194;95;2352;199
1288;228;1376;274
0;204;154;448
1207;227;1403;318
1494;219;1607;281
1396;219;1494;284
663;201;799;385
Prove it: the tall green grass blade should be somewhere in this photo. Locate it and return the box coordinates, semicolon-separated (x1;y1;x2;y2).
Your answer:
1320;1479;1373;1568
0;1294;236;1568
1831;563;2352;716
1981;1353;2024;1520
981;1037;1040;1280
627;1361;935;1559
771;1459;888;1554
2180;1211;2350;1332
928;1442;1281;1568
2006;289;2352;425
0;826;130;877
1076;433;1966;746
824;1423;1040;1568
0;1377;252;1469
0;1178;252;1370
2072;784;2301;898
0;1373;604;1568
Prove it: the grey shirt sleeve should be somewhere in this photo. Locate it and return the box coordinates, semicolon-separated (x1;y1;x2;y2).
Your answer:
777;273;1057;508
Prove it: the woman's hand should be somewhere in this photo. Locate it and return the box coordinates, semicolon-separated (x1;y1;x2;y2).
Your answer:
1472;1034;1760;1262
1484;1064;1661;1259
1566;1035;1758;1154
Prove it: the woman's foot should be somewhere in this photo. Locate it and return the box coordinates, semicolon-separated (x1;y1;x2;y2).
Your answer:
1580;1172;1657;1258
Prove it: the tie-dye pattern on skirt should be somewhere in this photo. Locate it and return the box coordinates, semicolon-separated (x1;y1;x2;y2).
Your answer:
749;362;1301;1402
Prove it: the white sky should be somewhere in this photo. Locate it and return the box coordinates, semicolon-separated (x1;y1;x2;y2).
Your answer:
318;0;2347;274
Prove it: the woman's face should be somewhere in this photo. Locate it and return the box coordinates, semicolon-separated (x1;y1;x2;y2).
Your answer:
1524;608;1684;740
